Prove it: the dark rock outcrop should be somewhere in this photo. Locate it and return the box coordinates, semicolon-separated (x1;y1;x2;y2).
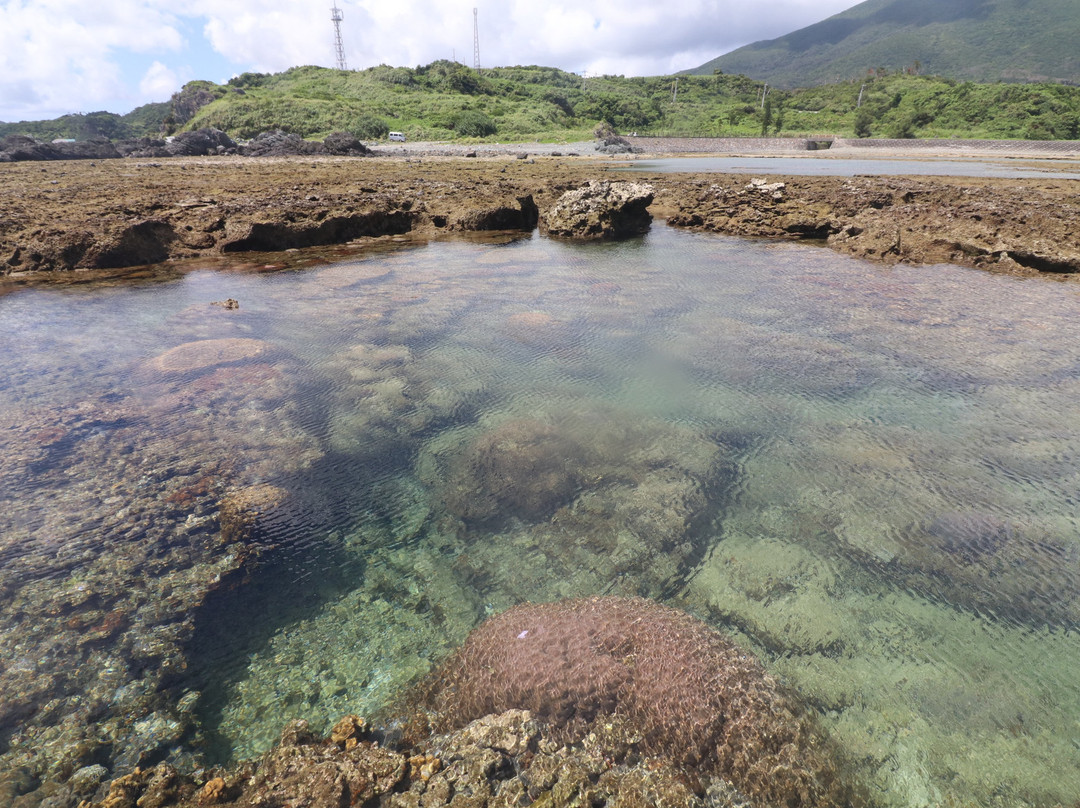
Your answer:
595;134;640;155
164;127;236;157
0;133;58;161
322;131;371;155
0;134;121;161
239;130;321;157
55;137;121;160
240;130;370;157
0;130;234;162
540;180;654;240
116;137;171;158
0;127;372;163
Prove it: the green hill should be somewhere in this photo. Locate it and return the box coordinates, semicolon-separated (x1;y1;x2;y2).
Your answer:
690;0;1080;87
0;103;170;141
170;63;776;141
4;62;1080;145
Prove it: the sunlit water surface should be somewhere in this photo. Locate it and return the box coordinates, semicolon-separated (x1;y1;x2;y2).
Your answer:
2;227;1080;807
617;155;1080;178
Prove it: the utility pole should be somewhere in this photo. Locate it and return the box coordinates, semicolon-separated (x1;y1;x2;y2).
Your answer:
671;76;679;104
331;3;347;71
760;83;768;109
473;8;481;72
857;83;866;107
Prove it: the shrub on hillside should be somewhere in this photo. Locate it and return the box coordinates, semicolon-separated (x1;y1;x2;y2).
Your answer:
351;114;390;140
452;109;496;137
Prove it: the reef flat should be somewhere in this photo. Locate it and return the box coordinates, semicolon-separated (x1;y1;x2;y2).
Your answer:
3;148;1080;277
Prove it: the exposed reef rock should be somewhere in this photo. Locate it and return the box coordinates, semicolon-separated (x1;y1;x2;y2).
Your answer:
220;209;414;254
406;597;857;808
664;174;1080;273
540;180;655;240
82;709;760;808
451;194;539;231
4;158;1080;276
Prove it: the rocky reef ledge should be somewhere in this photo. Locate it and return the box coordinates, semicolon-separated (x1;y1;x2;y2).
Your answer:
2;154;1080;277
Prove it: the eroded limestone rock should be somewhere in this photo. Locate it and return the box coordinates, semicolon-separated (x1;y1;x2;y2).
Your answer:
540;181;654;240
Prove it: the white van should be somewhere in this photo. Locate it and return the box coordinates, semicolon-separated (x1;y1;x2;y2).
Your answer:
388;131;406;142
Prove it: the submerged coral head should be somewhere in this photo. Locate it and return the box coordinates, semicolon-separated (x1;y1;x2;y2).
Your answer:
417;595;855;807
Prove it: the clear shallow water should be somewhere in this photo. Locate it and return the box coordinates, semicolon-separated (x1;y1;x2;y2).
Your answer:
617;155;1080;178
2;229;1080;806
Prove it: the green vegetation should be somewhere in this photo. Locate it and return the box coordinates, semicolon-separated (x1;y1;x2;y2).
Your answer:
4;62;1080;144
691;0;1080;88
175;64;1080;142
0;103;169;141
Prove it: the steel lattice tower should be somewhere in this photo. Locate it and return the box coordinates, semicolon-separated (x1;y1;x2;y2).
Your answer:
331;3;348;71
472;8;481;72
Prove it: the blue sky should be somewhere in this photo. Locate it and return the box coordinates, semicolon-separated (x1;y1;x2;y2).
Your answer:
0;1;858;123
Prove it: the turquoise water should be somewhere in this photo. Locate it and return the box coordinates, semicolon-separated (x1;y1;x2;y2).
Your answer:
2;227;1080;806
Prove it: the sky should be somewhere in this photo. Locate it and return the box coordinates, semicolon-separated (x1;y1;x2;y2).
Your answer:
0;0;858;123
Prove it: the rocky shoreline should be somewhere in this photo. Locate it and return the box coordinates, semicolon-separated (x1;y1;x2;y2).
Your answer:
2;147;1080;279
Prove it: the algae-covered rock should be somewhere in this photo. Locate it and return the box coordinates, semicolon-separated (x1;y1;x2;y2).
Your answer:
147;338;277;375
887;511;1080;628
440;418;586;525
218;483;290;547
421;408;733;599
246;720;407;807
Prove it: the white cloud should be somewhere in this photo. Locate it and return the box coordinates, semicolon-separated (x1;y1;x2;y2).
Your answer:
0;0;859;122
0;0;184;119
139;60;183;99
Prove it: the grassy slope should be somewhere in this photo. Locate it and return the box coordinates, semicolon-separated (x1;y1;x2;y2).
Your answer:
3;62;1080;143
691;0;1080;87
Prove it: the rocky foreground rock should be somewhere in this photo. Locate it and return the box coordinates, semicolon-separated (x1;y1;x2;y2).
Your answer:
82;711;726;808
540;180;655;240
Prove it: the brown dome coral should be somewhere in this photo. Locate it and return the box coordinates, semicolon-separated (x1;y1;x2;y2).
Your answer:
414;596;855;807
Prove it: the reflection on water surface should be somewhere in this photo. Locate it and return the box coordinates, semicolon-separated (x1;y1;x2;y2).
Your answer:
1;227;1079;807
616;155;1080;178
